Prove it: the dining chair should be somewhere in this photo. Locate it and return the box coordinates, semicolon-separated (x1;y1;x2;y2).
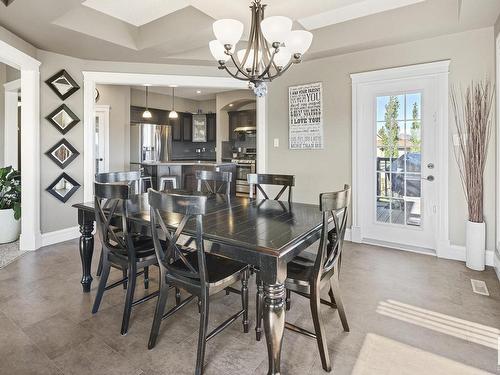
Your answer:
147;189;249;375
92;181;159;335
247;173;295;341
281;185;351;372
95;171;152;281
195;170;232;196
247;173;295;202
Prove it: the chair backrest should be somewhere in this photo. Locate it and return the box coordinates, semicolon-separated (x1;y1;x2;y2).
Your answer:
247;173;295;202
94;181;132;256
148;189;209;284
195;170;232;196
95;171;152;194
313;184;351;282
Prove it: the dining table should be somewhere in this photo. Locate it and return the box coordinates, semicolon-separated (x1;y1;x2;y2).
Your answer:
73;193;332;375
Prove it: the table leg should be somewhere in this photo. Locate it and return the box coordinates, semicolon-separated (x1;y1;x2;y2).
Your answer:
78;209;95;293
263;273;286;374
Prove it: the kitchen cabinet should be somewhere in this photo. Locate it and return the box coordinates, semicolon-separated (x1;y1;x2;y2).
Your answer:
170;117;182;141
206;114;216;142
228;110;256;140
182;113;192;141
130;106;165;124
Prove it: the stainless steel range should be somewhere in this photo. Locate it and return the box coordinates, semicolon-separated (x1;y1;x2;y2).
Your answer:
231;153;256;196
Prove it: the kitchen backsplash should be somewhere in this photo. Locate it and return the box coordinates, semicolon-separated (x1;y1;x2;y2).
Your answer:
172;141;216;160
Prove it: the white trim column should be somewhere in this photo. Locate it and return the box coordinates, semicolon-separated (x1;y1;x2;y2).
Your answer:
19;69;41;250
256;95;267;173
4;79;20;169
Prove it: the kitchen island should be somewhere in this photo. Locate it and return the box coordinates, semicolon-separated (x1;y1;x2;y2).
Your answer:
142;161;237;195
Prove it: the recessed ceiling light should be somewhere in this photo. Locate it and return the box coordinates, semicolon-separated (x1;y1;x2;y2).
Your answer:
169;84;179;88
196;90;202;94
229;103;234;107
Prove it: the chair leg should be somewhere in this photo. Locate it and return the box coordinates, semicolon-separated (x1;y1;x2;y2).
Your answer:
241;269;249;333
195;292;209;375
175;287;181;305
122;268;128;290
285;289;291;311
310;285;331;372
121;262;137;335
328;286;337;309
144;266;149;290
96;248;103;276
148;280;169;349
255;273;263;341
92;259;111;314
330;277;349;332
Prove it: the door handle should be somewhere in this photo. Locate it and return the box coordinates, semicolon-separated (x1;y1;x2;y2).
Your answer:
422;175;434;182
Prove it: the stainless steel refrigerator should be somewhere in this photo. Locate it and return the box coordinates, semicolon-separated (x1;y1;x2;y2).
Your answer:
130;124;172;170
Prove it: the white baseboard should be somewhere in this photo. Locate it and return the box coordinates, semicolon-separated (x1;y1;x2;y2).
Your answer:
437;241;495;267
40;226;80;247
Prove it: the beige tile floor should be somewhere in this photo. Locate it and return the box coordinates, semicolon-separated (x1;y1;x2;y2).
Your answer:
0;240;498;374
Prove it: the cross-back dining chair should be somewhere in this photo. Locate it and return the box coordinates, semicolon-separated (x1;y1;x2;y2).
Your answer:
248;173;295;341
95;171;152;281
92;181;159;335
247;173;294;202
195;170;232;196
281;184;351;372
148;189;249;375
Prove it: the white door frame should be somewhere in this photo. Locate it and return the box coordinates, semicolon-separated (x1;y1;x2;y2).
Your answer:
4;78;20;169
82;71;266;202
0;39;41;251
94;104;110;173
351;60;450;257
495;35;500;274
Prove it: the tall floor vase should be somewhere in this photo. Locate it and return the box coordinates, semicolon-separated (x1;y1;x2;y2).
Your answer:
465;220;485;271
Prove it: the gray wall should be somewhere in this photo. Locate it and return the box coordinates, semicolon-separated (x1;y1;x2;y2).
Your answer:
266;27;496;251
96;84;131;172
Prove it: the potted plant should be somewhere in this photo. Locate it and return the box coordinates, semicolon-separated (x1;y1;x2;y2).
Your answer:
451;81;494;271
0;166;21;244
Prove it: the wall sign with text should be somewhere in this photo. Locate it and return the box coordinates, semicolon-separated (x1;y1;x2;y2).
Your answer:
288;82;323;150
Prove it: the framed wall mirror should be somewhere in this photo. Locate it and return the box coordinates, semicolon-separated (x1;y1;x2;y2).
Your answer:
45;69;80;100
46;104;80;134
46;173;80;203
45;139;79;169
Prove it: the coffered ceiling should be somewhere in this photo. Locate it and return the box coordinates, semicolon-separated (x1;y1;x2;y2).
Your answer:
0;0;499;65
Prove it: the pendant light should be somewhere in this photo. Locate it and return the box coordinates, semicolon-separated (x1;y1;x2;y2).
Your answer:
210;0;313;97
142;86;152;119
169;86;178;119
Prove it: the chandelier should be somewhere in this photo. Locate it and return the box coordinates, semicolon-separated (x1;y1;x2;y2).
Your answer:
209;0;313;96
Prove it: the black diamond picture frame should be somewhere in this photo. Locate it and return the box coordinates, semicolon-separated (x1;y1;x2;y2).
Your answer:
1;0;16;6
46;104;80;135
45;69;80;100
45;139;80;169
46;173;80;203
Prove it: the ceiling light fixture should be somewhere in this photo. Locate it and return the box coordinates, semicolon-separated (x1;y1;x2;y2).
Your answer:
142;86;152;119
196;90;202;94
209;0;313;97
169;87;178;119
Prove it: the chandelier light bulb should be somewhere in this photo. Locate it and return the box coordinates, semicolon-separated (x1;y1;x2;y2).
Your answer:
273;47;292;68
285;30;313;55
261;16;292;45
213;19;244;47
209;40;231;62
237;49;262;70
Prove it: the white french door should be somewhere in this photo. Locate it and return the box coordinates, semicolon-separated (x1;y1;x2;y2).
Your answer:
353;72;442;252
94;105;110;175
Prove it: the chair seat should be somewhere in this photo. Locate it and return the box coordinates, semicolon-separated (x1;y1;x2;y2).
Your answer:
286;250;337;288
108;233;156;259
167;251;247;287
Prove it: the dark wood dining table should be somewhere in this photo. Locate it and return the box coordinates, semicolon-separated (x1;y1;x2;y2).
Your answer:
73;194;330;375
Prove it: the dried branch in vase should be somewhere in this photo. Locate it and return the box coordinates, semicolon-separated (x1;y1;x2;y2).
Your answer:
451;81;494;223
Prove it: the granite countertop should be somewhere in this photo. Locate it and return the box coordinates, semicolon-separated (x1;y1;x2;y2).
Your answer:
141;160;235;166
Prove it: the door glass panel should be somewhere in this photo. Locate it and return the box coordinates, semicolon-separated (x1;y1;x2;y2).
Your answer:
376;93;422;227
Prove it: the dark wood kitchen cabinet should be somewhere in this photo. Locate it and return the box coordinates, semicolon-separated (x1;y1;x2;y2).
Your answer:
130;106;165;124
206;113;216;142
170;116;182;141
182;113;192;142
228;110;256;140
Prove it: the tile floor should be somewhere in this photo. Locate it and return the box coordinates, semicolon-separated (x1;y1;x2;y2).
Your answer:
0;240;498;374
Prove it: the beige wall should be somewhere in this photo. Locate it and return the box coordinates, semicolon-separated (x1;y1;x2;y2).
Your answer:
96;84;131;172
267;27;496;251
